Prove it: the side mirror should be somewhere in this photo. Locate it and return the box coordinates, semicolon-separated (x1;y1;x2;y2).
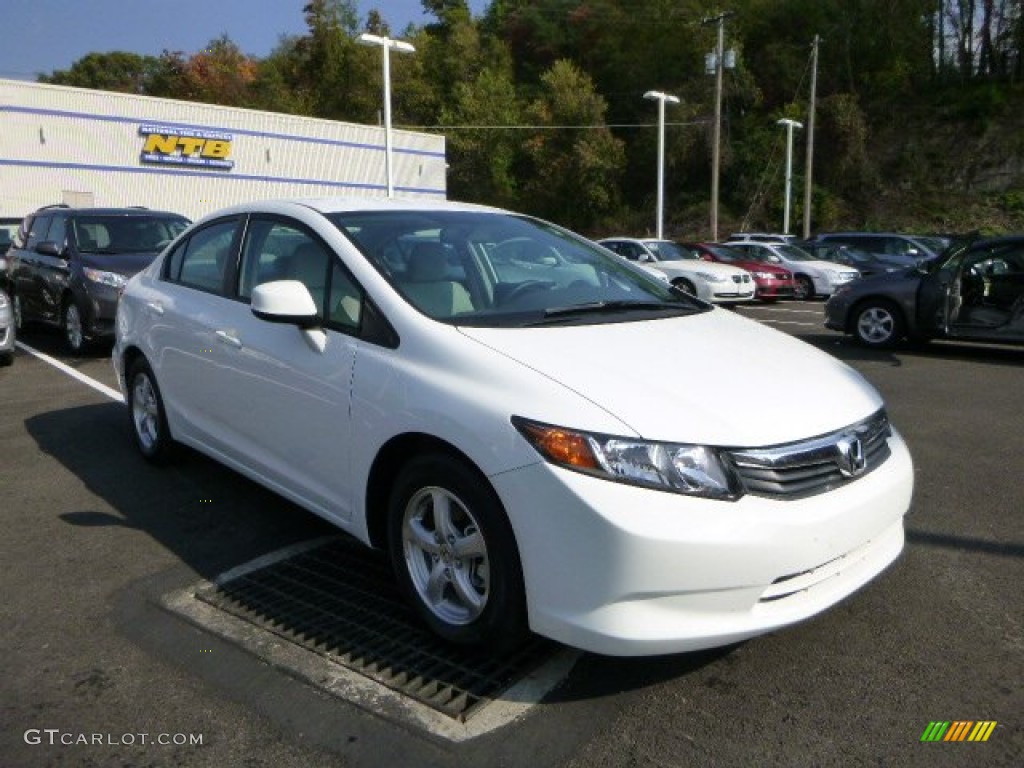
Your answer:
37;241;65;258
251;280;319;328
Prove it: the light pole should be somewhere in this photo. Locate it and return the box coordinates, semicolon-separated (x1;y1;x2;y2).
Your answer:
357;33;416;198
777;118;803;235
643;90;679;239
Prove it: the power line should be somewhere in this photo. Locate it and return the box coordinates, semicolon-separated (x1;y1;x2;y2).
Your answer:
399;120;711;131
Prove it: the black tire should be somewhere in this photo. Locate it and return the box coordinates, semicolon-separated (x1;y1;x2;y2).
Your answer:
793;274;815;300
388;453;528;652
62;299;88;354
126;358;177;463
672;278;697;295
852;299;905;348
0;351;12;367
12;293;24;331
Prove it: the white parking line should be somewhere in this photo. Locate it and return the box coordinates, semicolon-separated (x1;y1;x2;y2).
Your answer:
740;306;823;314
15;340;125;403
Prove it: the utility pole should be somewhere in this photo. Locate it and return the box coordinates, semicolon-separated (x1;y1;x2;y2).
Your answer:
703;11;734;242
802;35;819;239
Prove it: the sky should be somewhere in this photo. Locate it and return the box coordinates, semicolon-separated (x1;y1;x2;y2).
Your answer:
0;0;489;82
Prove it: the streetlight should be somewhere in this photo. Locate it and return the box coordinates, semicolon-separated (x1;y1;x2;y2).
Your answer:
777;118;803;235
357;32;416;198
643;90;680;240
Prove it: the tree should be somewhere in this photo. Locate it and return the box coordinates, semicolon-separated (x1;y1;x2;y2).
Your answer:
521;60;626;228
40;52;162;93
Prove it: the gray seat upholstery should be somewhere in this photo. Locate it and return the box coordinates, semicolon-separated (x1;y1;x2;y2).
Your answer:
401;242;474;317
287;241;329;315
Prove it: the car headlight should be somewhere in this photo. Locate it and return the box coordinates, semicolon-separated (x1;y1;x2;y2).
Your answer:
752;271;775;279
512;417;742;500
83;268;128;289
695;271;729;283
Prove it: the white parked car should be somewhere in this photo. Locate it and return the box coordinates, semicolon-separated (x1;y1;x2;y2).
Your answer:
725;241;860;299
598;237;755;303
114;197;913;657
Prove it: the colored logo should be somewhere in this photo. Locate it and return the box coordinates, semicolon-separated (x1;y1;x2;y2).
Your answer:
139;124;234;170
920;721;997;742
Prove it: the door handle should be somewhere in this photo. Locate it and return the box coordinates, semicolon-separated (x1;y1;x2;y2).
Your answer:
215;330;242;349
146;301;164;315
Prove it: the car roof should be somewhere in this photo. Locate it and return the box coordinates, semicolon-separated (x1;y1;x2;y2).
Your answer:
32;206;187;218
198;196;505;220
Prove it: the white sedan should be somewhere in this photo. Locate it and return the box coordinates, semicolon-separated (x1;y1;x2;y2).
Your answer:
725;241;861;299
598;237;755;303
114;197;912;656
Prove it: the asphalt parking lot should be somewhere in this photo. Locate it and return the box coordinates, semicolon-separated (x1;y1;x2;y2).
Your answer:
1;300;1021;768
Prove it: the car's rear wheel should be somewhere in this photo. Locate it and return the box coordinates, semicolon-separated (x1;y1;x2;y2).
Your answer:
388;453;527;652
853;300;905;348
63;300;86;354
794;274;815;300
127;358;176;463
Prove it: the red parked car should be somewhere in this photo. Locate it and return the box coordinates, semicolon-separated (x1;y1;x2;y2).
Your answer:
682;242;795;301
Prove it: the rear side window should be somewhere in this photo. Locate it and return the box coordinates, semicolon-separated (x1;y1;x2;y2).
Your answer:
165;219;239;295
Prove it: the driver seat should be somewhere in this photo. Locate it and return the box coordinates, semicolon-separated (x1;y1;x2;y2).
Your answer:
401;242;474;318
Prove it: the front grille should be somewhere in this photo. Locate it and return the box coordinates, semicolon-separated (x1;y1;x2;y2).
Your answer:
726;410;892;499
731;274;752;283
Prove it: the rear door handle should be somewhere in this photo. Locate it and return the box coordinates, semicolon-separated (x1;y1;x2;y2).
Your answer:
215;330;242;349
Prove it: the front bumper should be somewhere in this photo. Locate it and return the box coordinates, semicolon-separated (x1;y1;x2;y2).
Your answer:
492;429;913;656
754;280;795;298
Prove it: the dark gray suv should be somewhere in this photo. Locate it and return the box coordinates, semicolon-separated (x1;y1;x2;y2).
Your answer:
7;206;189;352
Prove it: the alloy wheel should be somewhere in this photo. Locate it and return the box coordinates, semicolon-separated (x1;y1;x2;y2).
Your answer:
401;486;490;626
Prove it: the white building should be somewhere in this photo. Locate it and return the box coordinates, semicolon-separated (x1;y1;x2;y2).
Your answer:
0;79;447;220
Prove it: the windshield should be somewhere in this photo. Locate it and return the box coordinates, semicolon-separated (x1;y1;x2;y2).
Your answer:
701;243;745;262
328;210;707;327
74;215;190;255
643;240;698;261
775;244;816;262
915;236;950;254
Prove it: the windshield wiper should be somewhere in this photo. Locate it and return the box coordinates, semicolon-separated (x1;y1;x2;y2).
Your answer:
529;300;692;325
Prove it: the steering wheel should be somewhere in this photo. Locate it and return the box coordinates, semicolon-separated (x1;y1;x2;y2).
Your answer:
500;279;554;305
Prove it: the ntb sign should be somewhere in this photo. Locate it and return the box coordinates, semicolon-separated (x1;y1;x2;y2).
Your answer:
139;124;234;170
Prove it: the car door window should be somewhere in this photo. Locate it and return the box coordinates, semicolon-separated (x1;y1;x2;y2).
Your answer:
168;219;239;295
238;219;332;320
45;216;67;252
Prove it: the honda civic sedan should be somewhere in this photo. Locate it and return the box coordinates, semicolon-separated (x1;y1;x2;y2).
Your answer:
114;197;913;656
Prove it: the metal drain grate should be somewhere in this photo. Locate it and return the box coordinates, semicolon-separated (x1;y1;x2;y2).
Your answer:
195;537;557;721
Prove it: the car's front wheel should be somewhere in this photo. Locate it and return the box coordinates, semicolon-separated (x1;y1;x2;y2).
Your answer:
672;277;696;295
63;299;87;354
126;358;176;463
12;293;24;331
853;300;905;348
388;454;528;652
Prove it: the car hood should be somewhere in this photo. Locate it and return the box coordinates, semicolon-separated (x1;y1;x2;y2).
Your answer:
458;309;881;447
80;251;160;276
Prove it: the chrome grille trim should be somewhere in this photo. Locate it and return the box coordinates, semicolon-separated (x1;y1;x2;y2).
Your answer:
726;409;892;499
